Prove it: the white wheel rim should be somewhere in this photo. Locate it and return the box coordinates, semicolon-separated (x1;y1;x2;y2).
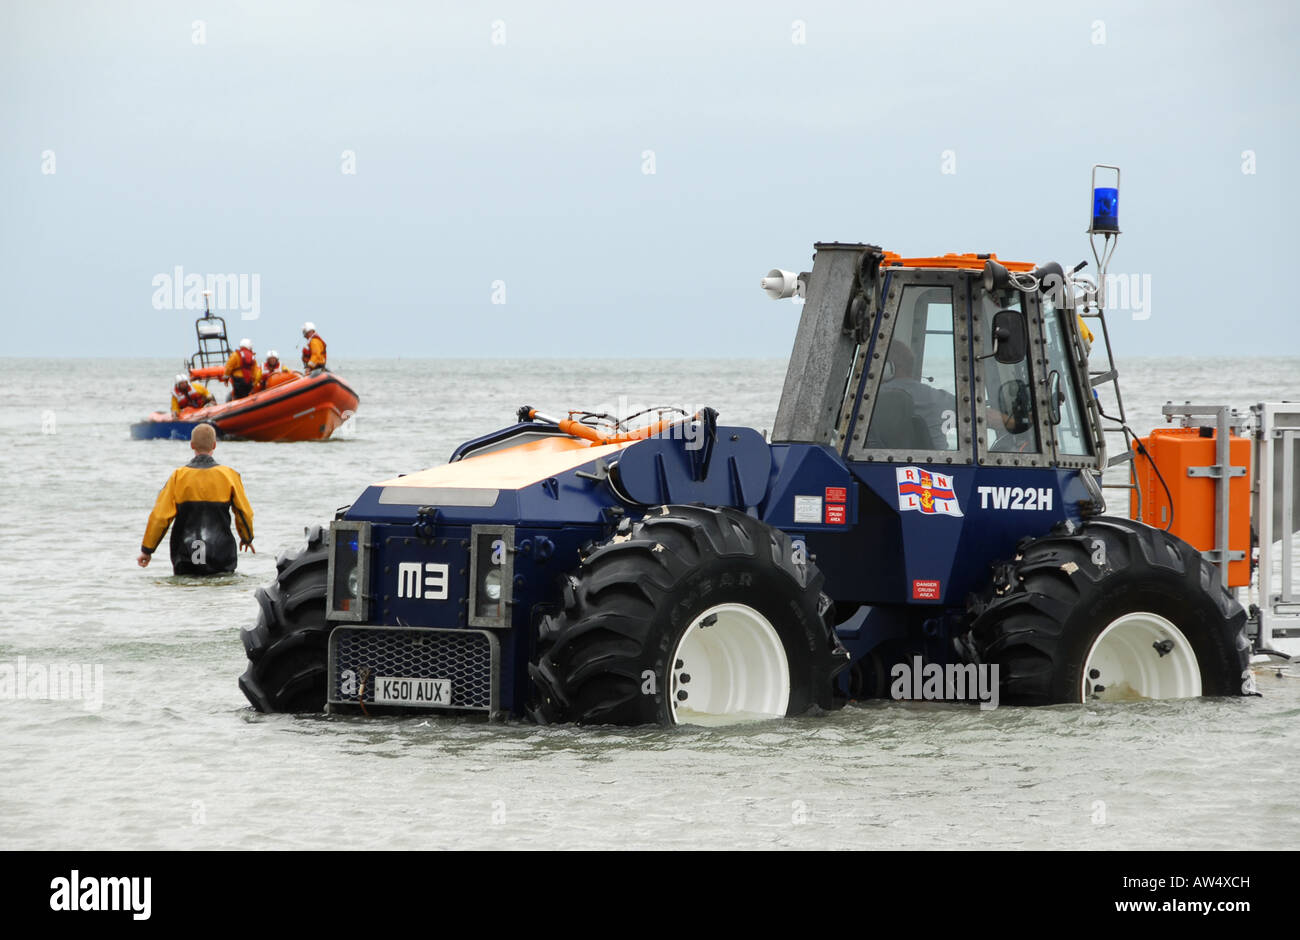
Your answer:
1081;612;1202;702
669;603;790;726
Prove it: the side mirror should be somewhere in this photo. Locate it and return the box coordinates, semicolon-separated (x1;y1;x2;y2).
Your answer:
992;309;1027;364
1047;370;1064;424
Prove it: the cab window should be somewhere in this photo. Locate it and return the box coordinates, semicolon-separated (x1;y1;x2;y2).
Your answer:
865;285;959;451
1042;300;1093;456
978;290;1040;454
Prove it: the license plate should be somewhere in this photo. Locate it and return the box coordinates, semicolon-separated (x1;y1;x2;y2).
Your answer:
373;676;453;706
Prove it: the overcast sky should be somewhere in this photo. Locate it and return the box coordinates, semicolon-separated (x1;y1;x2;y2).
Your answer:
2;0;1296;358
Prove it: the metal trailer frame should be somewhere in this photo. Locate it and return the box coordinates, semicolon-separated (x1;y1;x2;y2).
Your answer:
1160;402;1300;658
1253;402;1300;655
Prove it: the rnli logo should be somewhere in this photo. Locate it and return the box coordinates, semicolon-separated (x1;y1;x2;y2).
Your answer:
896;467;962;517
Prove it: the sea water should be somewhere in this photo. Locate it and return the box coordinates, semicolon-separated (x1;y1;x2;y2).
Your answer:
0;356;1296;849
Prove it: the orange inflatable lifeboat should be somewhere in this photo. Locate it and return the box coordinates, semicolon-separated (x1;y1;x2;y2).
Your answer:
131;307;359;442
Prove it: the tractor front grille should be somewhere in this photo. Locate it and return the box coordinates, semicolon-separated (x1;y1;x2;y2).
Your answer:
327;626;499;713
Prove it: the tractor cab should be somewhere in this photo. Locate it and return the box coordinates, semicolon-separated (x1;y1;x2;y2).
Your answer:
848;252;1104;474
769;247;1106;474
760;242;1116;620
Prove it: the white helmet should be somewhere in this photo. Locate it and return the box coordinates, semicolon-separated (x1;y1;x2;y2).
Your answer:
175;373;190;386
267;349;279;359
302;321;316;336
239;338;253;350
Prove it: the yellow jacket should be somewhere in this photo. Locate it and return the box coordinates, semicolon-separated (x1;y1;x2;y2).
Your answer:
225;350;262;385
302;334;327;369
170;382;212;414
1076;315;1095;348
142;455;254;559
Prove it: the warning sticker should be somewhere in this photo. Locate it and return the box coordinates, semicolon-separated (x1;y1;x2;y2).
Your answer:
793;495;822;523
825;486;847;504
912;579;941;600
825;504;846;525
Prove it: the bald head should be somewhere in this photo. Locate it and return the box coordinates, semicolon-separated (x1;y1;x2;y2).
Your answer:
887;342;917;380
190;423;217;454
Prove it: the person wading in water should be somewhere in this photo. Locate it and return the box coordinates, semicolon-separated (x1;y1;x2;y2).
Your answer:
137;423;255;574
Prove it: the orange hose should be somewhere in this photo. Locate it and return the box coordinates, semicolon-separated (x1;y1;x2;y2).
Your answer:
555;417;608;444
555;412;699;445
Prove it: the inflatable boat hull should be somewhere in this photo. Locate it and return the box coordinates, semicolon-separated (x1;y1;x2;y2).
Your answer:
131;371;359;442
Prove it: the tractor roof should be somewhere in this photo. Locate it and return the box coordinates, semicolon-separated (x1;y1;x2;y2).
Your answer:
880;251;1034;272
375;434;636;494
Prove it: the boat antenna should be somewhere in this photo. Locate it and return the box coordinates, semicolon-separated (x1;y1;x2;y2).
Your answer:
202;289;213;318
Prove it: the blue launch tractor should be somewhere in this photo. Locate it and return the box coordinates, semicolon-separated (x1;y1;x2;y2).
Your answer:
240;169;1253;724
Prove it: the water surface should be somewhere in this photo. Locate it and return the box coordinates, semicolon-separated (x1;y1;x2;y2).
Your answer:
1;356;1295;849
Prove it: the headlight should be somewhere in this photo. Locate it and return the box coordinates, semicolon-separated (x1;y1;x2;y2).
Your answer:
469;525;514;628
483;569;501;601
327;521;371;621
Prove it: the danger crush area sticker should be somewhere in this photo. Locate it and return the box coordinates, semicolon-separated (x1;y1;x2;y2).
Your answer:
912;579;941;600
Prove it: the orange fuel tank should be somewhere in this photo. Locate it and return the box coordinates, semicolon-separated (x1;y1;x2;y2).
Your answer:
1129;427;1251;587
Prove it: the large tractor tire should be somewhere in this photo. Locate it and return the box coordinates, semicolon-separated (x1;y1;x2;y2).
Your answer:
966;517;1255;704
529;505;850;726
239;524;330;713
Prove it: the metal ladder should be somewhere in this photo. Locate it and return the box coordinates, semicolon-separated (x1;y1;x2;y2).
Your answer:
1079;307;1141;517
